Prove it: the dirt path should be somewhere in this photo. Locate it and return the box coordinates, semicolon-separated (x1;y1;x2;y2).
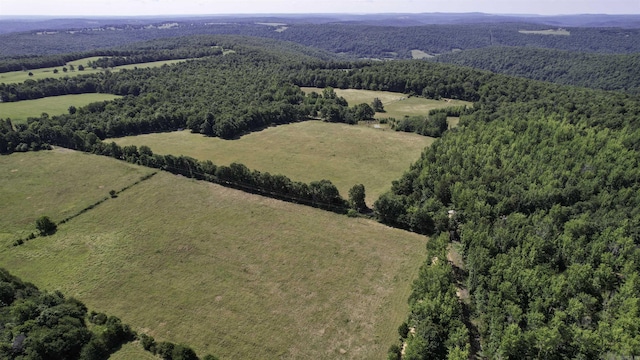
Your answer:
447;242;470;303
447;241;481;357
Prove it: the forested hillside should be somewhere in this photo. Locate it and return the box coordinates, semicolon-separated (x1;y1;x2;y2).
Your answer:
434;47;640;94
2;32;640;359
1;20;639;58
363;64;640;357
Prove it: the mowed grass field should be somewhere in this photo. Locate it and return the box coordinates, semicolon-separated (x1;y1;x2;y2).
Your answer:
0;57;191;84
112;121;434;205
0;149;427;359
0;94;121;124
0;148;154;243
300;87;471;121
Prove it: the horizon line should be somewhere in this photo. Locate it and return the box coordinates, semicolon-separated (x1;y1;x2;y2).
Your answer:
2;12;639;18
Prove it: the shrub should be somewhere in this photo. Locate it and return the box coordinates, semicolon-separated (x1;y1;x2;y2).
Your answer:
139;333;156;352
35;216;57;236
387;344;402;360
398;322;410;338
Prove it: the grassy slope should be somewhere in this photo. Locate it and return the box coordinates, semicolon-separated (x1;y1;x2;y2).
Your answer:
0;94;121;123
0;58;189;84
0;150;427;359
112;121;434;206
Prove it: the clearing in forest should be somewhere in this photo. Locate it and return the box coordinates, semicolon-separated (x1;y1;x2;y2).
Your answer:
0;93;121;124
111;121;434;205
0;149;427;360
518;29;570;36
410;50;434;59
300;87;471;121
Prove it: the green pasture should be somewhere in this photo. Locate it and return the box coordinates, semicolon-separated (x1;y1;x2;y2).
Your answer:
0;65;102;84
300;87;471;120
0;57;191;84
0;148;154;243
0;149;427;359
0;93;121;123
111;121;434;205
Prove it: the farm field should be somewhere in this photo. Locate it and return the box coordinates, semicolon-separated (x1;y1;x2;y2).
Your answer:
0;93;121;123
300;87;471;120
0;57;192;84
0;148;154;243
111;121;434;205
0;149;428;360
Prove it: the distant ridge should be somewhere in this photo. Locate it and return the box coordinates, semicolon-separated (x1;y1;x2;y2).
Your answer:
1;13;639;34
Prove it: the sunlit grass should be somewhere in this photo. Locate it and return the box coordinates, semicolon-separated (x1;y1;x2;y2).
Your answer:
300;86;471;120
0;94;121;123
0;149;427;359
111;121;434;205
0;57;192;84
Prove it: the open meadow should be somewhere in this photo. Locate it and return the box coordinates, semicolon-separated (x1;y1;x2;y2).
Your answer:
0;148;154;242
0;93;121;123
0;149;428;359
0;57;191;84
111;121;434;205
300;87;471;121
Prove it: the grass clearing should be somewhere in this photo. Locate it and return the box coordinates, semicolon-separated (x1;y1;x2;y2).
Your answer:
0;148;154;243
111;121;434;205
0;94;121;124
0;57;193;84
301;87;406;107
0;67;102;84
300;87;471;120
0;149;427;359
411;50;434;59
383;97;470;119
0;93;121;124
519;29;570;36
109;342;157;360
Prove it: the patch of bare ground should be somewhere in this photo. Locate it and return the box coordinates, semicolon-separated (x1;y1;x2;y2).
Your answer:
447;241;469;303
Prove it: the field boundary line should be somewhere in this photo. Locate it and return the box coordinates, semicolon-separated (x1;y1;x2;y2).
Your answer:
11;171;158;247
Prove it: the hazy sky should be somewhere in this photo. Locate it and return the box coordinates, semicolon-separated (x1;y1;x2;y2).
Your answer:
1;0;638;16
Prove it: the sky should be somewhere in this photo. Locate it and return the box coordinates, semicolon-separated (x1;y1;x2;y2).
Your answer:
0;0;638;16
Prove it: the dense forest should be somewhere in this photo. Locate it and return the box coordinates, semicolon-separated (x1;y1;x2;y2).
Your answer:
2;25;640;359
1;21;640;59
367;64;640;357
434;47;640;94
